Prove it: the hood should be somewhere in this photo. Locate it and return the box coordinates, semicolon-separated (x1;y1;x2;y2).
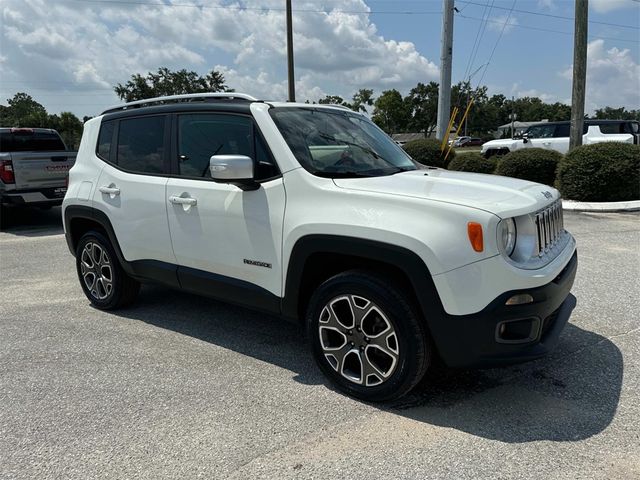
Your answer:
333;169;559;218
481;138;519;152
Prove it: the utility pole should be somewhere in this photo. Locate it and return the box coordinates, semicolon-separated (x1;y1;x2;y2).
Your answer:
570;0;588;150
286;0;296;102
436;0;454;141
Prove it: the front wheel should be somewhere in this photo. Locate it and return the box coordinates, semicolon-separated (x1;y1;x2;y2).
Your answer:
306;271;431;402
75;231;140;310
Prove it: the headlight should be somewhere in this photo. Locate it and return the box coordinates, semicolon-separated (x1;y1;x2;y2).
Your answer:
499;218;517;256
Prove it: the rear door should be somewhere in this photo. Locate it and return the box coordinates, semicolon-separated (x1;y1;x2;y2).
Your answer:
92;115;176;266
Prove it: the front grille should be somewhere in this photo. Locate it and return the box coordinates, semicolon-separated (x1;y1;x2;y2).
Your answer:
534;200;564;256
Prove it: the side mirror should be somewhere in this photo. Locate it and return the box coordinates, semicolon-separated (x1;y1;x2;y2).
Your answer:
209;154;258;190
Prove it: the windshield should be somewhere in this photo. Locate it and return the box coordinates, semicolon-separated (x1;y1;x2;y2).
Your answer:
269;107;417;177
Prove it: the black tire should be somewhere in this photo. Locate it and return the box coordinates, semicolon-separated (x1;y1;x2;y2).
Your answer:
75;230;140;310
306;270;430;402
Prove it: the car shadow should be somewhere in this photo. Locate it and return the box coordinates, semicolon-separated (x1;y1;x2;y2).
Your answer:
0;205;64;236
113;285;622;444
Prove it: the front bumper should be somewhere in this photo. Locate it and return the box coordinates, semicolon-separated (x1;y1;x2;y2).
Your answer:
432;250;578;368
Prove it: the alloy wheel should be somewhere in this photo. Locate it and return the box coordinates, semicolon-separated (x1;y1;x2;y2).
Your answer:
80;242;114;300
318;294;399;387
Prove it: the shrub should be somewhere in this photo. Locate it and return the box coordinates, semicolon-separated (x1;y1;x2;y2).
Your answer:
556;142;640;202
447;153;496;174
494;148;562;186
403;138;454;168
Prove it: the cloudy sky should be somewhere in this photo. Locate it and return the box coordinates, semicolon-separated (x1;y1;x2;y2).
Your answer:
1;0;639;118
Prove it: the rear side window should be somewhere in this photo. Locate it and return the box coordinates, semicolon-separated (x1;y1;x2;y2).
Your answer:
554;124;570;137
117;116;166;174
0;130;66;152
97;121;115;161
598;123;624;134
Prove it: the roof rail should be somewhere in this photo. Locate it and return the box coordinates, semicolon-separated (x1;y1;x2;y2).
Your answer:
323;104;352;111
101;92;259;114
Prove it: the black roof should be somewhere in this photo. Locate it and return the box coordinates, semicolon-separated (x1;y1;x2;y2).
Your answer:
101;100;255;122
530;119;638;126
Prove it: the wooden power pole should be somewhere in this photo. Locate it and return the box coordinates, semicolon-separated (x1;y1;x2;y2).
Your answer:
286;0;296;102
570;0;588;150
436;0;455;141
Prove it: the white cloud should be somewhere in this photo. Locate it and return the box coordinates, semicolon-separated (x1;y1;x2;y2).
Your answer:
591;0;639;13
487;14;519;34
0;0;439;116
561;39;640;110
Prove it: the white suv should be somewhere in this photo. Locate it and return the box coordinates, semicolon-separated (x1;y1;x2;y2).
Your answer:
63;93;577;401
482;119;639;157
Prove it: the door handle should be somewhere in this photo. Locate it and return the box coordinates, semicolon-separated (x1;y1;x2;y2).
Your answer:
169;195;197;206
99;185;120;195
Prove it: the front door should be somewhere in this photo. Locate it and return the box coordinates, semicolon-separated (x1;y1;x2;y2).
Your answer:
165;112;285;310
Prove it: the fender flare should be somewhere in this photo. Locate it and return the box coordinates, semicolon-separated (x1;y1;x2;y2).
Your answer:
63;205;135;277
282;234;446;329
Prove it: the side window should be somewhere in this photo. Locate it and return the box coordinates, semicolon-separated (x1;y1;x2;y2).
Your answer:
598;123;623;134
117;116;166;174
255;133;280;180
177;114;253;178
526;125;554;138
97;121;115;161
554;124;570;137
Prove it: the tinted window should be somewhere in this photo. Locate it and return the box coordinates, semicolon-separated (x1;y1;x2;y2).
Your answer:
117;116;166;174
178;114;252;178
526;125;555;138
0;130;66;152
597;123;623;134
97;121;115;161
255;133;279;179
554;124;570;137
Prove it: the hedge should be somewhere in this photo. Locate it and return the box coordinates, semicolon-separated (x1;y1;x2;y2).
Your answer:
403;138;454;168
556;142;640;202
494;148;562;186
447;153;496;174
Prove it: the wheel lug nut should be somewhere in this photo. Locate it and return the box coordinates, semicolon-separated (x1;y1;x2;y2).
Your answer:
347;330;353;335
350;342;355;347
365;337;370;342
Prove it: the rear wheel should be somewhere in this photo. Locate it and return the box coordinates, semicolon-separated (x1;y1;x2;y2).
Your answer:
307;271;430;402
75;231;140;310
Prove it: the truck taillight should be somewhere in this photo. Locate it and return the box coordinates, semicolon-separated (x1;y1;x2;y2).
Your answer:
0;160;15;184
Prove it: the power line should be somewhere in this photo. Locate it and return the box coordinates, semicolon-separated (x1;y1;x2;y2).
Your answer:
458;0;640;30
476;0;517;87
458;13;640;44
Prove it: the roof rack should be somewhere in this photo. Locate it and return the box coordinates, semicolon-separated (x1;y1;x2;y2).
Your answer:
101;92;259;114
323;104;352;111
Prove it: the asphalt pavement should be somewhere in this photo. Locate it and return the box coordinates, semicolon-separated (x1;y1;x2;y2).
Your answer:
0;206;638;479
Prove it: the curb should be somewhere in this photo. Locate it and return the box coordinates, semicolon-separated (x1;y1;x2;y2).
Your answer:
562;199;640;213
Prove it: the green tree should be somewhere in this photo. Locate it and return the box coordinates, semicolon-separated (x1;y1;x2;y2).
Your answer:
372;89;409;134
0;93;84;149
350;88;374;113
592;106;640;121
406;82;439;135
0;93;49;127
114;67;232;102
317;95;348;106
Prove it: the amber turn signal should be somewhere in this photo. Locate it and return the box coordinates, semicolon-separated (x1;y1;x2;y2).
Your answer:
467;222;484;252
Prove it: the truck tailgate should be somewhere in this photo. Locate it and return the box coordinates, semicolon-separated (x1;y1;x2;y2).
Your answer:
10;151;77;190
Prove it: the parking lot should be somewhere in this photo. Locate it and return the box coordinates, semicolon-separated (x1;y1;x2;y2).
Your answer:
0;207;638;479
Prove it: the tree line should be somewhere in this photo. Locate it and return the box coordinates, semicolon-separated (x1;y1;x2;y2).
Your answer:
1;67;638;150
